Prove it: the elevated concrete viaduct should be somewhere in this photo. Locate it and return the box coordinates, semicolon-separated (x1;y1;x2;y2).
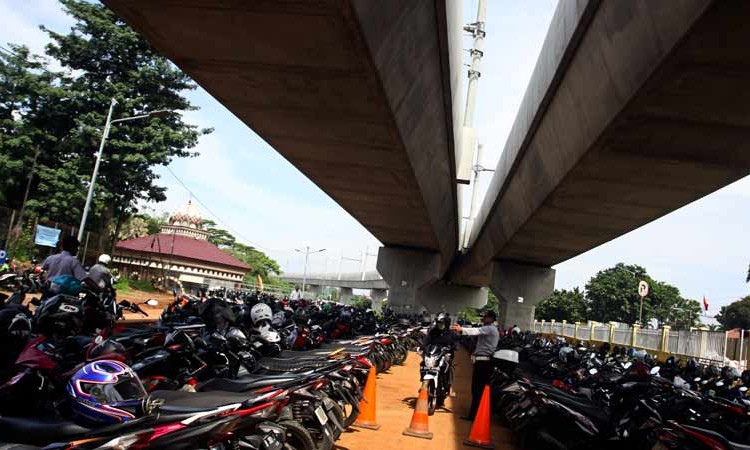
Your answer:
105;0;750;328
451;0;750;329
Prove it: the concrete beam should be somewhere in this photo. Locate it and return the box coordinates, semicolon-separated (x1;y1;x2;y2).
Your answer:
306;284;323;299
103;0;461;274
490;261;555;331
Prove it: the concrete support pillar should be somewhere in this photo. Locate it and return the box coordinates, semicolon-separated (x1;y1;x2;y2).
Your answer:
376;246;487;315
489;261;555;331
339;287;353;304
370;288;388;311
306;284;323;299
376;247;440;313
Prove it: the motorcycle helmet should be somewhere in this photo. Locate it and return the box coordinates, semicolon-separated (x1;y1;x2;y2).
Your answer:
250;303;273;325
397;318;410;328
722;366;740;382
34;294;84;337
436;313;448;330
633;349;647;362
67;360;147;425
88;338;127;360
708;365;721;378
741;370;750;386
627;348;636;358
685;358;698;372
98;254;111;266
559;346;577;364
665;356;676;368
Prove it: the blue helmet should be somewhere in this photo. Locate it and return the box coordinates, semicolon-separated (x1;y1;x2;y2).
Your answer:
67;360;147;424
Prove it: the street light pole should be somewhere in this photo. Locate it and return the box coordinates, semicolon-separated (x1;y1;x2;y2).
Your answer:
78;97;117;242
295;246;325;297
77;98;171;243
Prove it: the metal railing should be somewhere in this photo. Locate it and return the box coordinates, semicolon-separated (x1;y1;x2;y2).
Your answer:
533;320;735;365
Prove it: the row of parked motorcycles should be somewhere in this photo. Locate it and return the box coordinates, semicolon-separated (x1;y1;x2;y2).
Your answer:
483;333;750;450
0;278;424;449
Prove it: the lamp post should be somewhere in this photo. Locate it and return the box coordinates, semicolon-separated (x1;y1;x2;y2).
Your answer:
295;246;325;297
77;97;171;242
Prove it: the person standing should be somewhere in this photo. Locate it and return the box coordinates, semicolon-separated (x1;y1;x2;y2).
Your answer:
451;309;499;420
289;286;302;301
42;235;87;281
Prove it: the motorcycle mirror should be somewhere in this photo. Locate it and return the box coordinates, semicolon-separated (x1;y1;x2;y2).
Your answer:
590;353;595;360
211;332;227;342
716;381;724;387
589;368;598;375
650;366;660;375
740;387;748;392
694;377;701;382
145;299;160;307
701;380;709;385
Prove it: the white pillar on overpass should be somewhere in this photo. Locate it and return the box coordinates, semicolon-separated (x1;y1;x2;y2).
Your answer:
370;288;388;311
339;287;354;304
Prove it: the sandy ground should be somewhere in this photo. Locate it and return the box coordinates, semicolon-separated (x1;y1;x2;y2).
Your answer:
336;350;518;450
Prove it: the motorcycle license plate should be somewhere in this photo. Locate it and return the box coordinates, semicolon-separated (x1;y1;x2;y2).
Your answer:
315;406;329;425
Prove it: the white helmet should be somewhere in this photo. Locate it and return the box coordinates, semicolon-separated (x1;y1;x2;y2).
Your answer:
98;254;111;265
250;303;273;325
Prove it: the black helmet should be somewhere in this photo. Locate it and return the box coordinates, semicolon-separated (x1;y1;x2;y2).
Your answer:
89;338;127;359
741;370;750;386
686;358;698;372
708;365;721;377
665;356;676;368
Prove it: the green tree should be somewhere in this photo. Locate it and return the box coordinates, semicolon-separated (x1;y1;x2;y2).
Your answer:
535;287;588;322
227;242;281;282
0;44;74;215
202;220;236;248
716;296;750;330
586;263;684;326
350;295;372;310
40;0;211;238
664;297;702;330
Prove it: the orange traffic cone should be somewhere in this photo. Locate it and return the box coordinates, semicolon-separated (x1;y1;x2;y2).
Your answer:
463;385;493;448
402;381;433;439
353;366;381;430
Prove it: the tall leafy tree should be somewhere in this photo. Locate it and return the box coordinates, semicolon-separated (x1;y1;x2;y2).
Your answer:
586;263;684;327
39;0;211;240
716;296;750;330
535;288;588;322
0;45;75;217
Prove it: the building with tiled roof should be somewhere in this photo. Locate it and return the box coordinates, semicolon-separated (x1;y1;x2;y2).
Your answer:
114;201;249;290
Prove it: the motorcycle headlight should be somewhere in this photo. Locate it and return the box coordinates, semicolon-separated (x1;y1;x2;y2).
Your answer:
424;356;438;368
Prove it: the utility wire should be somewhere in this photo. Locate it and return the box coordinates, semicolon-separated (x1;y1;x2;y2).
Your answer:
164;165;275;253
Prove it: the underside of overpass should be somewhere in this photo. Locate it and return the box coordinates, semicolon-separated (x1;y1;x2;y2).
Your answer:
451;0;750;292
103;0;462;274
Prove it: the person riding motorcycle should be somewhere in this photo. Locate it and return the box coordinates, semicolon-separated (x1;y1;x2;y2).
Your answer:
88;254;113;291
422;313;455;398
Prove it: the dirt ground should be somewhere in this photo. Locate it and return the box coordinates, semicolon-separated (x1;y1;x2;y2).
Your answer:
336;350;517;450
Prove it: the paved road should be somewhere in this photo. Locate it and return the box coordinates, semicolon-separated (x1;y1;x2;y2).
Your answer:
336;349;517;449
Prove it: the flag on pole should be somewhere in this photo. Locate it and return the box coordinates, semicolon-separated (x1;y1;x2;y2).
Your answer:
256;274;264;292
703;295;709;312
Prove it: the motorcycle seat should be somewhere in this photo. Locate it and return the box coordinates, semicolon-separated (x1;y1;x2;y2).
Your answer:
680;424;750;450
542;388;613;426
197;373;311;393
151;389;257;412
0;416;90;445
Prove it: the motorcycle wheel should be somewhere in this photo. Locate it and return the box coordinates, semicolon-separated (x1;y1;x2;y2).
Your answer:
327;400;346;439
427;381;437;416
280;420;316;450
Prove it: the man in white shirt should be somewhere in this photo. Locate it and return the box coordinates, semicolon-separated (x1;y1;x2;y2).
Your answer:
289;286;302;300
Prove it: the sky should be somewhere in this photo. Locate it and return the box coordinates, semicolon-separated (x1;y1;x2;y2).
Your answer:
1;0;749;321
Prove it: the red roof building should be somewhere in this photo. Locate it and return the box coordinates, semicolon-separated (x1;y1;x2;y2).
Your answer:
114;201;250;290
